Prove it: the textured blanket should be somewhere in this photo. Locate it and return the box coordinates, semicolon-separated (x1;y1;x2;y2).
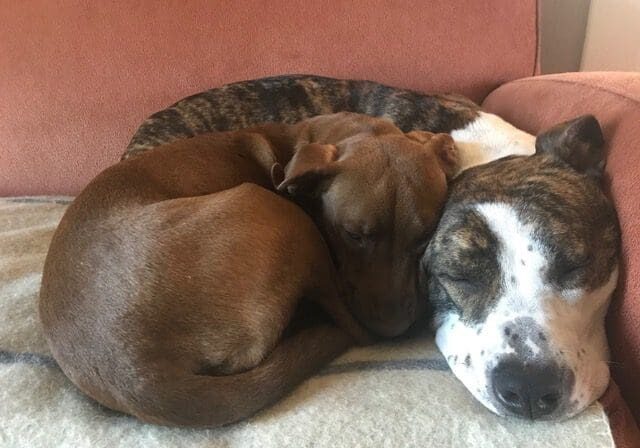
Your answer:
0;197;615;447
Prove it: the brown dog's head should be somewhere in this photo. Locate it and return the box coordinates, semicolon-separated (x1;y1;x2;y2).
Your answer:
277;117;458;337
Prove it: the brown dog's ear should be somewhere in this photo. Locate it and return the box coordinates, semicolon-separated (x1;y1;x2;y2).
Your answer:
406;131;459;180
405;130;435;144
535;115;605;177
277;143;338;196
270;163;285;189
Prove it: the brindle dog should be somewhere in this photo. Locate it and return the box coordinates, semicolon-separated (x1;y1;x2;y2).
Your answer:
123;74;480;159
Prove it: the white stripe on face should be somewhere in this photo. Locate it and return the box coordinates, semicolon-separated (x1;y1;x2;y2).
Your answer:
475;202;547;309
435;202;617;418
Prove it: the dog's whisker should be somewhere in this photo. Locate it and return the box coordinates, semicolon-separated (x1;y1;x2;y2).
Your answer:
604;360;624;367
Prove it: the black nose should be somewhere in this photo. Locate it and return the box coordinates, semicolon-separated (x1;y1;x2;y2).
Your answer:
491;359;566;419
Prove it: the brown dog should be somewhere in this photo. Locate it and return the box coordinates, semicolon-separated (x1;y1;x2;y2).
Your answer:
39;113;457;427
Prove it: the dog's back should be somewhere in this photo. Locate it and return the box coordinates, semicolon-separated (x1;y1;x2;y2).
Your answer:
40;111;459;426
39;130;354;427
124;74;479;158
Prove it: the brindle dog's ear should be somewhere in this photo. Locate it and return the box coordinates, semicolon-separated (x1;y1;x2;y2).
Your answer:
535;115;605;177
277;143;338;196
406;131;459;180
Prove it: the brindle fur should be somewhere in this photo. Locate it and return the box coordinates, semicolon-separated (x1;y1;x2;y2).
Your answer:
124;74;479;159
421;116;621;419
424;117;620;325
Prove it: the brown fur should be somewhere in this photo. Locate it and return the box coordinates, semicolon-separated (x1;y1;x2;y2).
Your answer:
39;113;458;427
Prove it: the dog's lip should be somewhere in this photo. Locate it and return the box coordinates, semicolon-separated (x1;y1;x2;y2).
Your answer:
342;282;415;338
494;405;572;421
362;315;413;338
345;298;410;338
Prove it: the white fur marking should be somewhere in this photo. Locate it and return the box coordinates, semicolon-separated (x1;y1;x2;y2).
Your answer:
525;337;541;355
436;202;618;418
475;202;546;311
451;112;536;174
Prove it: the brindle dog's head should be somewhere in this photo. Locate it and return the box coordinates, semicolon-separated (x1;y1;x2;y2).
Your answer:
422;115;620;420
278;113;458;337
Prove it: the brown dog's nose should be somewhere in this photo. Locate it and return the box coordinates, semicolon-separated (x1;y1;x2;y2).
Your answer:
491;358;571;419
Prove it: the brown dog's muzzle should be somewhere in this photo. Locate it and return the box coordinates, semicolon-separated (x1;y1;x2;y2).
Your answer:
360;296;418;337
347;263;421;338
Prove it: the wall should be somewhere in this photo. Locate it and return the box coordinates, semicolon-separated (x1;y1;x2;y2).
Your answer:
581;0;640;71
539;0;591;74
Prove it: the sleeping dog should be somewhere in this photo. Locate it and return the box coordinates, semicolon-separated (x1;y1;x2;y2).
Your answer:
424;116;620;420
122;74;532;171
124;75;620;420
40;113;458;426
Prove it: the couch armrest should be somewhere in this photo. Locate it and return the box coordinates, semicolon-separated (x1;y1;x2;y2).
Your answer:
482;71;640;429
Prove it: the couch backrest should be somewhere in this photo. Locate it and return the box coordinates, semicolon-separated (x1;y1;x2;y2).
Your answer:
1;0;538;195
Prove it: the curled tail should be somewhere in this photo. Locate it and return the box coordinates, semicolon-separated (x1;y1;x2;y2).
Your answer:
133;324;353;427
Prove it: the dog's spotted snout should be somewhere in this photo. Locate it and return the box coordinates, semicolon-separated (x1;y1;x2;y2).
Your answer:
489;317;576;419
491;358;568;419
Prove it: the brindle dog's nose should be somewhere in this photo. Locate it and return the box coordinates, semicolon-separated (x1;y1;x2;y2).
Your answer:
491;359;564;419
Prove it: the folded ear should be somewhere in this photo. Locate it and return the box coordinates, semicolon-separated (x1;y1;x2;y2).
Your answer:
406;131;459;180
535;115;605;177
277;143;338;196
405;130;435;144
270;163;285;189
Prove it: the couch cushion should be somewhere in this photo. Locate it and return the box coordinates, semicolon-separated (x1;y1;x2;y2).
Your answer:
0;197;616;447
0;0;538;195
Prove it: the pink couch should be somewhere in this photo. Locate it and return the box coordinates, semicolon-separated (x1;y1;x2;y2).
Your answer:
2;1;638;445
1;0;537;195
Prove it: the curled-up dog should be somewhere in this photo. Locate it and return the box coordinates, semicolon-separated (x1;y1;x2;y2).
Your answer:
123;74;534;175
121;75;621;419
423;116;620;420
39;113;458;427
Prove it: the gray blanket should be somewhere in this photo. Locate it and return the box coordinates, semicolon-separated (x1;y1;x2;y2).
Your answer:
0;197;614;447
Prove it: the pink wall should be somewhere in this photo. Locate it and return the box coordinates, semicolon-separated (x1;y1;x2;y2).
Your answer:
1;0;537;195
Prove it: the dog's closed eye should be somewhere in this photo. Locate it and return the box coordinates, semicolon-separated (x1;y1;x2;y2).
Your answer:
341;220;385;247
345;229;364;243
342;227;378;249
555;255;592;285
437;273;480;292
